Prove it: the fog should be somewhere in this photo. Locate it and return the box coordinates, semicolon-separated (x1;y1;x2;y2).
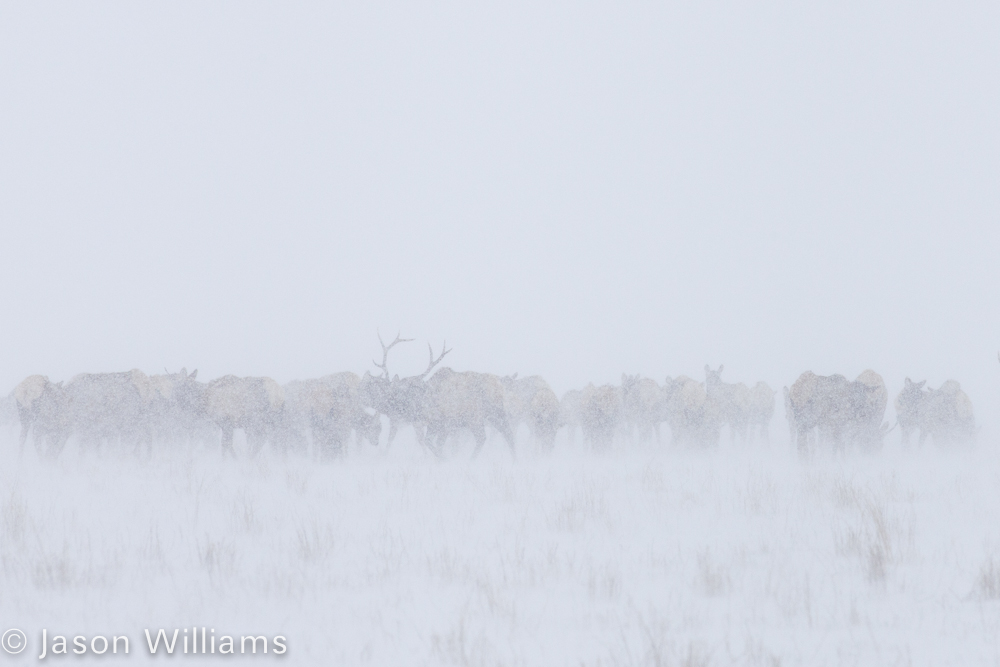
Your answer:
2;2;998;415
1;2;999;665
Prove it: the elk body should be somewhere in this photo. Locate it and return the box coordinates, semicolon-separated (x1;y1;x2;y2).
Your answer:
285;372;381;458
621;374;666;442
359;371;427;448
323;372;382;449
895;378;974;447
13;374;49;456
14;370;204;459
895;378;927;446
204;375;284;457
787;370;888;453
663;375;721;447
146;368;209;449
64;370;156;456
357;333;446;450
851;370;888;448
782;386;795;444
578;383;623;449
423;368;517;457
704;365;751;443
13;375;72;458
788;372;848;452
559;389;584;446
501;374;560;450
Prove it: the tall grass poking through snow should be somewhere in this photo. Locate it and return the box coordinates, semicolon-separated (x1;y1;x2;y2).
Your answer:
2;433;1000;666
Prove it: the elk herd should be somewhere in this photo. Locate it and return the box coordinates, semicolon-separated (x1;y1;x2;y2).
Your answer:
1;336;980;461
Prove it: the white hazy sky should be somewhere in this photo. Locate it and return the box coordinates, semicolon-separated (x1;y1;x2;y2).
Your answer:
1;3;997;425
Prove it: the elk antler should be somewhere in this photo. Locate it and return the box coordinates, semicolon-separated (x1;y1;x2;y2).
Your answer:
373;330;414;379
417;341;452;379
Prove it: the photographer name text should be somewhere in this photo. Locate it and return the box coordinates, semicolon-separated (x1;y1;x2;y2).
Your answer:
26;628;287;658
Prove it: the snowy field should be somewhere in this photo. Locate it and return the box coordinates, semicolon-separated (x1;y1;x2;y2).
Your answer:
3;430;1000;666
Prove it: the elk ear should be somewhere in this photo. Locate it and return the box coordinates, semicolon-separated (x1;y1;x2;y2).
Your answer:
718;365;724;373
190;369;197;380
916;380;925;389
393;374;400;382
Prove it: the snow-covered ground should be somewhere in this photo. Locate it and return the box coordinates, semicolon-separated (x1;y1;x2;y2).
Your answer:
3;430;1000;666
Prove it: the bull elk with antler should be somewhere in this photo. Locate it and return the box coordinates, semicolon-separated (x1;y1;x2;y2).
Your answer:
358;332;451;451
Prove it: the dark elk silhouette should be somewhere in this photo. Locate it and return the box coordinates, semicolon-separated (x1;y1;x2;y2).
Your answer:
283;373;381;459
501;374;560;450
358;333;517;458
896;377;975;447
785;370;889;453
5;352;980;460
358;332;449;451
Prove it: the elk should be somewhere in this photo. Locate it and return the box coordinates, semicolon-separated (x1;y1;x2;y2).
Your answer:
704;365;751;443
578;383;623;450
787;370;888;454
322;372;382;450
895;378;974;447
13;375;72;458
782;386;795;444
559;389;584;447
423;368;517;458
921;380;975;445
663;375;721;447
146;368;209;449
284;372;382;459
358;332;450;452
895;377;928;447
283;379;331;456
501;374;560;450
13;374;49;456
787;371;850;453
204;375;285;457
620;374;666;443
64;369;156;457
850;369;889;449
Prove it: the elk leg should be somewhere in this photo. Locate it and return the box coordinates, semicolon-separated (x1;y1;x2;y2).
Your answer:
333;424;350;459
18;420;31;458
47;431;70;459
796;425;811;454
419;425;442;458
247;428;266;457
220;424;236;457
540;426;557;452
470;424;488;459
